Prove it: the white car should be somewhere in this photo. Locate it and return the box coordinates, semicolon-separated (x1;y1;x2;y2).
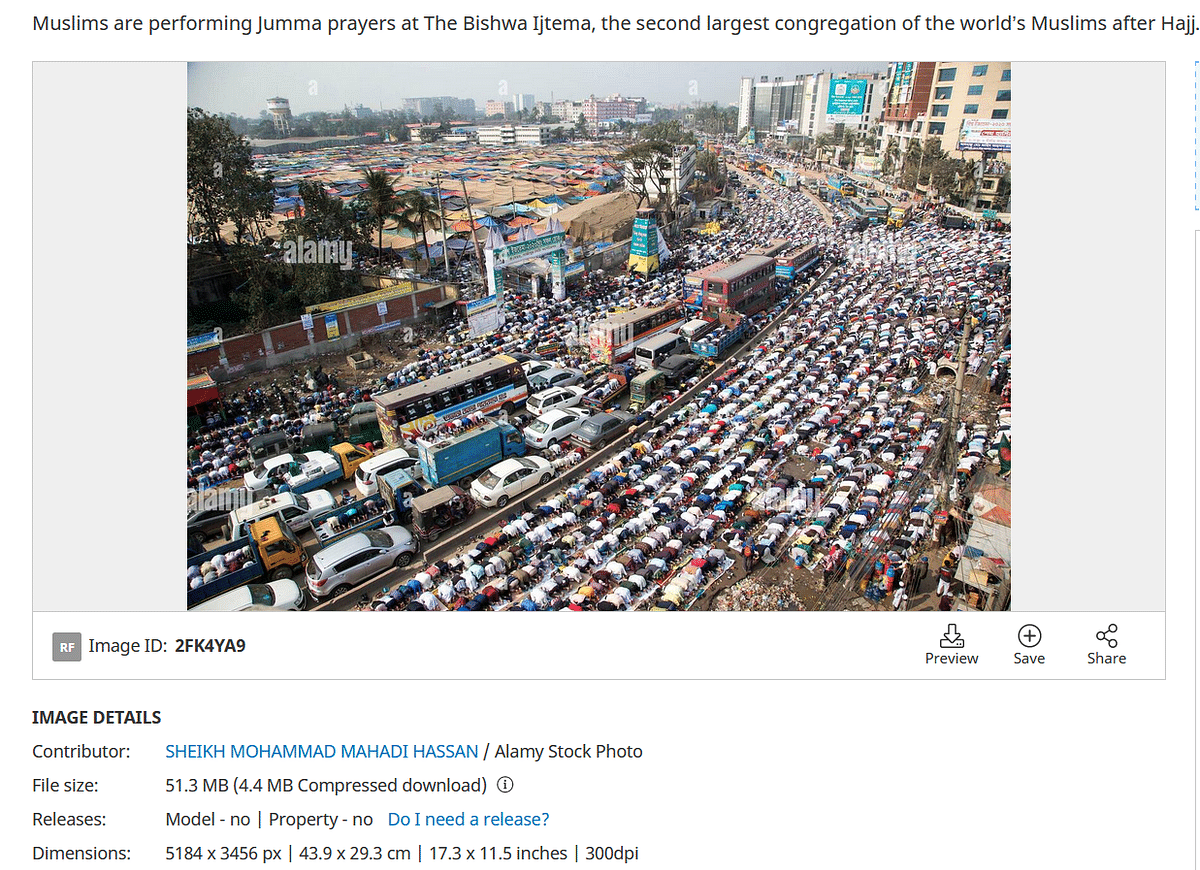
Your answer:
524;408;592;450
526;385;586;416
469;456;555;508
521;360;555;378
243;452;324;493
306;526;419;600
528;366;584;390
355;447;421;497
189;578;307;612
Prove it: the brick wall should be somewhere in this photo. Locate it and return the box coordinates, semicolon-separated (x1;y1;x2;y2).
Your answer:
188;285;447;382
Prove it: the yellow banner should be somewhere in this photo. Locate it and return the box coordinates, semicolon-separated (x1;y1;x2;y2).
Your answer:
305;281;419;315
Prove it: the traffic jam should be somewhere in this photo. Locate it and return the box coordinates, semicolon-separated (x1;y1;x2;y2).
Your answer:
186;155;1011;612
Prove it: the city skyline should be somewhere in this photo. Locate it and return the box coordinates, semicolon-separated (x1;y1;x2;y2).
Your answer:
188;61;890;118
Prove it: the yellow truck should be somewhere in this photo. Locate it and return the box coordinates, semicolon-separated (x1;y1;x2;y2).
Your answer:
187;517;308;609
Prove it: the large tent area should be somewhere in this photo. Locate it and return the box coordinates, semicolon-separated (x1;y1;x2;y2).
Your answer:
223;140;635;257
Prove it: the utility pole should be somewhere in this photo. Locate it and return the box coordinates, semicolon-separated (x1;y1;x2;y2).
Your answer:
460;178;485;281
433;172;452;279
939;300;973;506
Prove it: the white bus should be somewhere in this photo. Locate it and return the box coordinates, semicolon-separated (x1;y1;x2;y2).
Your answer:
634;332;687;370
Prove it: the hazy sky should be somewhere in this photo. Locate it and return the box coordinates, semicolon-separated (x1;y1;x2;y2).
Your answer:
187;61;889;116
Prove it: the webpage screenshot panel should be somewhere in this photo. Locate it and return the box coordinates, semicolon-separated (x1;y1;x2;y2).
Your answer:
10;12;1197;870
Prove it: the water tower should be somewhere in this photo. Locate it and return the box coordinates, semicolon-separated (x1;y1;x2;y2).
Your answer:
266;97;292;135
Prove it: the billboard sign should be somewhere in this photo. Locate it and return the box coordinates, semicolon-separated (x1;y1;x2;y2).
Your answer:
186;329;222;354
957;119;1012;153
889;62;915;106
468;306;501;338
826;78;868;121
465;295;498;315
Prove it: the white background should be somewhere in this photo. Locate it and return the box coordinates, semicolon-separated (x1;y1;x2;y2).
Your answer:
9;10;1198;869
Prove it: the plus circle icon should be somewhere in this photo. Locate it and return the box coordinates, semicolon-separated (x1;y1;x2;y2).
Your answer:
1017;624;1042;648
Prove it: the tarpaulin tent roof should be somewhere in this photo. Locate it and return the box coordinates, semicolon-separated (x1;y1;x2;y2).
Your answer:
532;189;639;243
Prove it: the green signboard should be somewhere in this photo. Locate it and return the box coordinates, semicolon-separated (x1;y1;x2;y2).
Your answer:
630;217;658;258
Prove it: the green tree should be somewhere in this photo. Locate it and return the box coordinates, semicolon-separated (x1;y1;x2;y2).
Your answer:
278;181;366;305
840;130;857;169
618;140;673;211
357;169;401;255
396;190;439;266
900;139;925;189
881;138;900;177
693;149;726;198
187;108;275;257
813;132;836;166
955;159;979;206
639;119;695;146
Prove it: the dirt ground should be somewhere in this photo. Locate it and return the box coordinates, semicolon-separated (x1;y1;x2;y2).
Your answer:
216;329;452;397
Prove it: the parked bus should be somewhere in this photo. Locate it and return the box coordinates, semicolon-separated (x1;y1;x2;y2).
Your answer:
888;202;914;228
374;355;528;446
684;263;726;309
747;238;794;258
775;243;821;283
702;255;777;317
634;332;687;370
844;197;884;223
826;175;857;201
588;302;685;364
844;199;870;221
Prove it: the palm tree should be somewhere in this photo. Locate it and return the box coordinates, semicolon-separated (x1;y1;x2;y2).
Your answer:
814;133;836;167
395;189;439;266
882;139;900;177
902;139;924;188
359;168;400;255
841;130;857;170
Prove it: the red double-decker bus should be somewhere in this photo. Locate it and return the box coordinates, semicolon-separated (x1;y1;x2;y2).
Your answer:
702;255;777;317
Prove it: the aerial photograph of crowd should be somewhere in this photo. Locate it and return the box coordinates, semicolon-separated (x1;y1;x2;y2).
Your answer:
186;61;1012;613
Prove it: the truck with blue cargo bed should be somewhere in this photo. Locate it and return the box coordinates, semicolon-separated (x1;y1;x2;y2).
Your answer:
186;518;307;609
691;314;750;359
415;420;526;488
308;494;391;544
